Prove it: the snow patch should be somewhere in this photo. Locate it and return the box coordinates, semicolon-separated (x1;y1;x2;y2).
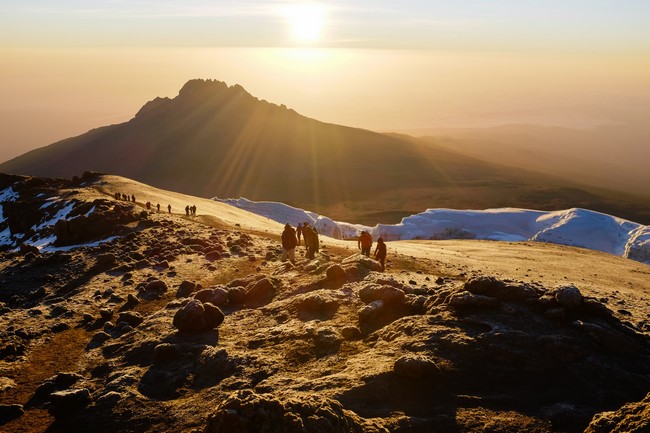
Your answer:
0;226;14;248
34;201;77;230
0;186;19;203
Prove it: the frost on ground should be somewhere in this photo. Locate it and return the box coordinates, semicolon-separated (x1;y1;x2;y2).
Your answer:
1;172;650;433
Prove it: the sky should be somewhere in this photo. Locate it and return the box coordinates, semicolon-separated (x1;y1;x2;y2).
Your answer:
1;1;650;162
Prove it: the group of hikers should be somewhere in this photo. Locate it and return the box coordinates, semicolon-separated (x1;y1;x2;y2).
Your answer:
281;223;387;271
117;194;195;217
358;230;386;271
112;191;387;271
115;192;135;202
282;222;320;262
144;201;172;214
185;205;197;216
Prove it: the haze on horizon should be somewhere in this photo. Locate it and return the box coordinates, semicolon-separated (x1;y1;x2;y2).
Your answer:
1;0;650;164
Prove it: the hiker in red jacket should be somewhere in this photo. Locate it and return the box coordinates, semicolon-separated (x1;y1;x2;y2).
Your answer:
358;231;373;257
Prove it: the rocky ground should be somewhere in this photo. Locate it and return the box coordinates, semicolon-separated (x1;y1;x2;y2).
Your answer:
1;172;649;433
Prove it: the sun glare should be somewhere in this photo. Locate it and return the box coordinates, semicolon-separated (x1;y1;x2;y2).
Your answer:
284;3;326;45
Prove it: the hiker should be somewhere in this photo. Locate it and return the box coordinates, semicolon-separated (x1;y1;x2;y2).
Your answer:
281;223;298;264
185;205;190;216
156;203;160;212
374;237;387;272
358;231;373;257
167;204;172;214
131;194;136;203
146;201;151;210
192;205;197;216
312;227;320;256
296;223;303;246
305;226;319;260
302;224;314;259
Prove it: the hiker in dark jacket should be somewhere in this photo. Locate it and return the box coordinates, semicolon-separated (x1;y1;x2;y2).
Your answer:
374;237;387;272
302;224;316;259
281;223;298;263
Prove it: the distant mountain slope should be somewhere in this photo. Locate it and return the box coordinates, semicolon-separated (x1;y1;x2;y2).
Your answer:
419;124;650;196
2;79;649;224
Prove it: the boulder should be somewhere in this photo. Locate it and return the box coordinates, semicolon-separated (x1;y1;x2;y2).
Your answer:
0;404;24;424
245;278;276;304
99;308;113;321
464;276;540;301
342;254;383;272
152;343;182;366
228;287;246;305
119;294;140;311
96;253;117;267
394;354;441;381
172;299;224;333
33;372;83;401
359;284;405;306
48;388;93;418
176;280;199;298
325;264;347;282
203;302;225;329
448;291;498;309
139;279;168;299
194;287;229;307
553;285;583;309
205;251;222;262
194;347;235;388
173;299;206;333
87;331;112;348
116;311;144;328
358;300;384;326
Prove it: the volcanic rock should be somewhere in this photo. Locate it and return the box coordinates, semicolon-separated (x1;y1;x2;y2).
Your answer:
48;388;93;418
203;390;388;433
176;280;199;298
585;392;650;433
0;404;24;424
245;278;276;305
553;285;583;309
173;300;224;333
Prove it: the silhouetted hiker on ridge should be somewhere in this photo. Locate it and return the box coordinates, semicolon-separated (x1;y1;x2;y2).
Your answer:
168;204;172;214
156;203;160;212
296;223;303;246
185;205;190;216
374;237;387;272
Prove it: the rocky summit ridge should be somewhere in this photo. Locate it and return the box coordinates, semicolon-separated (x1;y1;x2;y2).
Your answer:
0;172;650;433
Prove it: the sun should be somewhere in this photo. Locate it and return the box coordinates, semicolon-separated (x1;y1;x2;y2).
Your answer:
284;3;327;45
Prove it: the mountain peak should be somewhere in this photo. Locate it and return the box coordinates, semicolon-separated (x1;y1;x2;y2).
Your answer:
178;78;228;97
134;79;263;119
